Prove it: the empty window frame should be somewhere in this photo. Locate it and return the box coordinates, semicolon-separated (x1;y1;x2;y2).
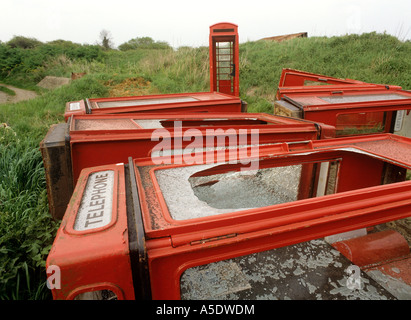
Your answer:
336;112;387;136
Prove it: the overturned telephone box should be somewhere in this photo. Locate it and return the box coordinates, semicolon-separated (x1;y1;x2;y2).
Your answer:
274;69;410;137
41;112;335;220
64;91;245;121
46;133;411;300
276;68;402;100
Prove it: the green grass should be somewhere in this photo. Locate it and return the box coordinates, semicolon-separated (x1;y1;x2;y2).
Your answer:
0;31;410;300
239;32;411;112
0;127;58;300
0;86;16;96
0;77;108;300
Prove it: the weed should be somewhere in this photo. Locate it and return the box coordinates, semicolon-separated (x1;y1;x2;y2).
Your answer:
0;126;59;300
0;86;16;96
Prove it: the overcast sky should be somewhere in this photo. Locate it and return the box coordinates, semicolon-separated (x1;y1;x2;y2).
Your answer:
1;0;410;48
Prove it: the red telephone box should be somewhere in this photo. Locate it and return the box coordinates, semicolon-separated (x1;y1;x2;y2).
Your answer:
64;92;243;122
274;69;411;137
276;69;401;100
278;68;366;88
40;112;335;220
276;89;411;137
46;133;411;300
209;22;240;97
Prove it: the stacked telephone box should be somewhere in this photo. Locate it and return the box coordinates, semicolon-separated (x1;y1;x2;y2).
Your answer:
274;68;411;137
43;23;411;300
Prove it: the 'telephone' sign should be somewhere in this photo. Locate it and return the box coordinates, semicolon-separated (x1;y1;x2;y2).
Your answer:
74;170;114;231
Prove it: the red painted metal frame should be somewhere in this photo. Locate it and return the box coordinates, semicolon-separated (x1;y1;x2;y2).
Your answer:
132;133;411;299
64;100;87;121
277;84;403;100
332;230;410;268
280;90;411;136
47;134;411;300
276;68;401;99
278;68;367;88
68;112;335;186
275;69;408;136
332;229;411;290
64;91;243;121
209;22;240;97
46;163;135;300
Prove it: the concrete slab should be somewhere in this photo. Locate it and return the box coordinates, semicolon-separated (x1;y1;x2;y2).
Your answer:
37;76;70;90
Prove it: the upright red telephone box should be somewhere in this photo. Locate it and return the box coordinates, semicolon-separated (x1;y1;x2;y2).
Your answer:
209;22;240;97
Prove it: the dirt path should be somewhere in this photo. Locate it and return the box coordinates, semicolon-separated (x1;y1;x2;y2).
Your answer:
0;83;38;105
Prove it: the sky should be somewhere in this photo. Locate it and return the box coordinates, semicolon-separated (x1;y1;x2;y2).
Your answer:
1;0;410;48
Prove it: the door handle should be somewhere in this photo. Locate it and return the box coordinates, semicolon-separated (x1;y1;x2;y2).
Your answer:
230;63;235;77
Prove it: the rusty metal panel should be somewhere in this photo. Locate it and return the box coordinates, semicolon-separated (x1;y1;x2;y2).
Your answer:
40;123;73;220
274;99;303;118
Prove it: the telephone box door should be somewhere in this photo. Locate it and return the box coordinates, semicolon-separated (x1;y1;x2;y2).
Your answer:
209;22;239;97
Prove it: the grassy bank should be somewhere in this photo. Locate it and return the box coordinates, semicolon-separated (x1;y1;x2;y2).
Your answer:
239;32;411;111
0;32;410;300
0;126;56;299
0;77;108;299
0;86;15;96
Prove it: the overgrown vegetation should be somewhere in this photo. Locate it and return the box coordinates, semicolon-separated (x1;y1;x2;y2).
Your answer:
0;86;15;96
0;37;105;89
118;36;172;51
0;31;410;300
0;126;58;300
0;77;108;300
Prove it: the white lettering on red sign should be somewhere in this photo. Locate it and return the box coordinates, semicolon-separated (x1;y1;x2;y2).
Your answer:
73;170;114;231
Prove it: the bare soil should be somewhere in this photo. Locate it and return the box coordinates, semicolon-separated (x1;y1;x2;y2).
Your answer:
0;83;38;105
105;77;156;97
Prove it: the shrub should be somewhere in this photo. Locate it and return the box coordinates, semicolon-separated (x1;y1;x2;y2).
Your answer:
7;36;43;49
118;37;172;51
